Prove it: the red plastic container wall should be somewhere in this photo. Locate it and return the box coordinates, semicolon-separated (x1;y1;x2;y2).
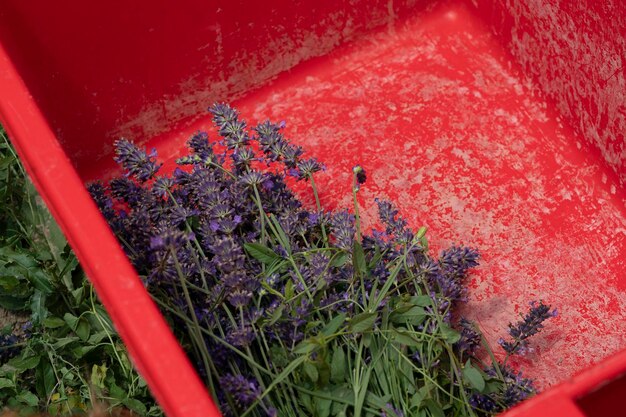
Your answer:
0;0;426;179
472;0;626;189
1;0;625;416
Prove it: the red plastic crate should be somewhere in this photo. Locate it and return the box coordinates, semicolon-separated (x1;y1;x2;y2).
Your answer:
0;1;624;416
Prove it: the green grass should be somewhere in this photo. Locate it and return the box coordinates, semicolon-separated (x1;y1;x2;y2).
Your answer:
0;125;160;415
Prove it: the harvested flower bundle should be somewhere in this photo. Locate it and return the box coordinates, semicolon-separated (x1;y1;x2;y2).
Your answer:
89;104;555;417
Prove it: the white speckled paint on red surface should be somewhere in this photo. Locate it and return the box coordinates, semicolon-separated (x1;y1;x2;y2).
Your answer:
473;0;626;189
127;1;626;389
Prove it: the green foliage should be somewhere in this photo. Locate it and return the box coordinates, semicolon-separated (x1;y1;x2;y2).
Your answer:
0;127;160;415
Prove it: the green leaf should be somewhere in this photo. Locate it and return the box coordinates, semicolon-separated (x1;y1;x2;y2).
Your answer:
330;252;349;267
26;269;54;294
423;399;445;417
293;339;318;355
483;380;504;394
63;313;79;330
92;304;114;332
316;396;332;417
91;364;108;389
321;313;346;337
303;361;319;383
410;392;423;409
0;377;14;389
244;243;281;265
35;360;55;399
391;328;420;347
0;293;29;310
72;345;97;359
268;304;285;326
64;313;92;341
108;382;126;400
269;216;291;254
75;318;91;341
16;390;39;406
22;181;68;268
330;347;346;383
0;275;19;289
43;316;66;329
123;398;147;415
52;336;79;350
390;306;426;325
8;355;40;371
365;392;392;409
87;331;109;345
349;311;377;334
463;362;485;392
413;295;433;307
284;280;294;300
352;241;366;277
331;385;355;404
316;359;331;387
439;325;461;344
71;286;85;304
30;290;48;324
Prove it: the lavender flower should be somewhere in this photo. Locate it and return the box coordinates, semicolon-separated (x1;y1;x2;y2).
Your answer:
469;393;498;413
381;403;404;417
113;138;162;182
330;210;355;251
0;333;21;364
208;103;250;149
188;131;217;163
455;318;481;357
282;144;303;168
440;245;480;276
226;325;256;348
109;176;139;203
498;300;556;355
295;158;324;179
240;170;266;187
208;103;238;124
152;176;174;198
220;374;262;407
87;182;116;223
375;198;408;236
232;147;256;170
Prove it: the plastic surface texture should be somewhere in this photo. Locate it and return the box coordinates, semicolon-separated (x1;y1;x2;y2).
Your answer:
0;1;624;416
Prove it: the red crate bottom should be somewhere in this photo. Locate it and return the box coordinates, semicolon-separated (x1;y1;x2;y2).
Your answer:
84;0;626;394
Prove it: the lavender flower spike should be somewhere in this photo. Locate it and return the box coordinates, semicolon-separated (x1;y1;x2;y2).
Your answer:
113;138;162;182
498;300;557;355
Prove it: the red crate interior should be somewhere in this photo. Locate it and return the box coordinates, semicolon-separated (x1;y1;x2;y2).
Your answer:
0;0;624;415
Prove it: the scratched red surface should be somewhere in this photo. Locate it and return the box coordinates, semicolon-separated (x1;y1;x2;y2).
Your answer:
100;1;626;390
475;0;626;190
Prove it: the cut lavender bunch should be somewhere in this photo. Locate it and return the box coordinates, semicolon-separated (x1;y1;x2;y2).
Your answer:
90;103;556;417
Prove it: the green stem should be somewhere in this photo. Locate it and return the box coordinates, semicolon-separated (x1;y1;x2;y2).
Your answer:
171;251;214;392
352;173;362;243
252;184;268;244
308;174;328;245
